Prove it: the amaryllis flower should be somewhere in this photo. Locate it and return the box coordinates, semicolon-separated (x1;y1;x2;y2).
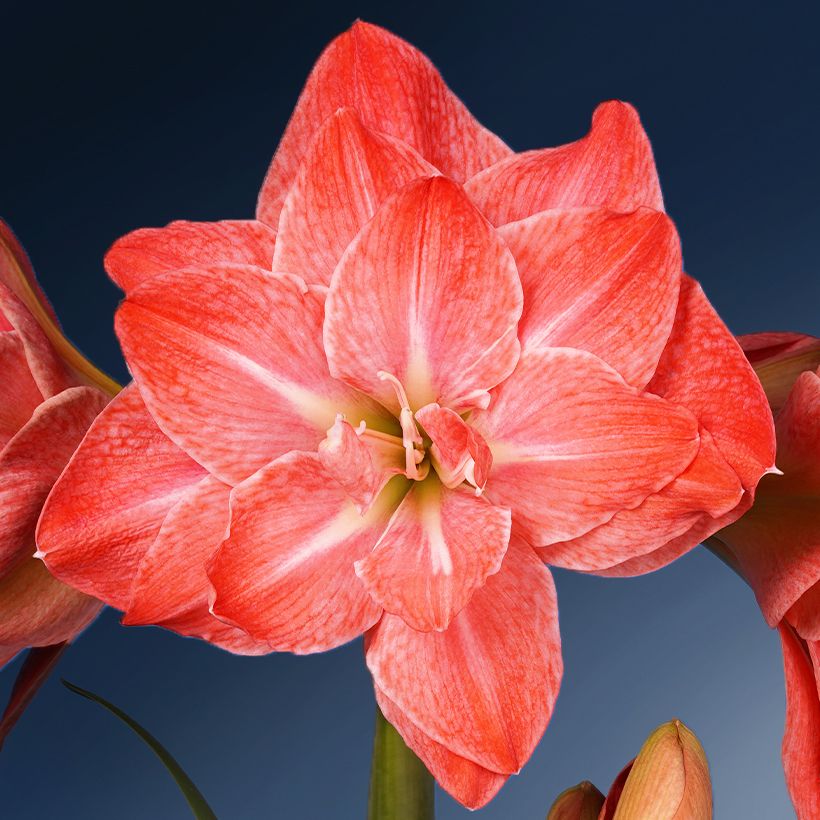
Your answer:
0;220;112;668
708;333;820;818
38;22;774;807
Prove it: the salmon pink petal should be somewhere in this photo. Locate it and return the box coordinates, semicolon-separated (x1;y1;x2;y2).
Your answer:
0;332;43;446
105;220;277;293
472;348;700;545
123;474;267;654
257;21;510;225
0;386;107;575
498;207;681;388
779;626;820;819
324;177;522;413
208;452;393;653
375;686;507;809
355;479;510;632
366;539;561;774
648;275;776;492
116;265;390;485
538;429;743;570
0;559;100;650
273;108;436;285
464;101;663;226
37;384;208;610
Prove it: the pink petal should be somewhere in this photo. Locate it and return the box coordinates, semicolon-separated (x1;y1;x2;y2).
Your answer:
779;626;820;819
647;274;776;493
0;558;101;651
375;686;507;809
472;348;700;545
324;176;522;414
0;332;43;447
0;387;107;575
116;264;390;485
272;108;436;285
366;538;562;774
208;452;392;653
538;429;743;571
355;479;510;632
257;21;510;226
37;384;208;610
498;207;681;388
105;220;277;293
464;101;663;226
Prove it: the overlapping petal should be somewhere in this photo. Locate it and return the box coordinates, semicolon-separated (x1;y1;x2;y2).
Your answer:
105;219;277;293
324;176;522;413
464;101;663;226
499;207;681;388
355;478;510;631
472;348;700;546
0;332;43;447
208;452;392;653
257;21;510;225
272;108;436;285
366;539;561;776
116;265;391;485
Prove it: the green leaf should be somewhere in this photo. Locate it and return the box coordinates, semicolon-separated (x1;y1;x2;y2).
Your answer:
62;679;217;820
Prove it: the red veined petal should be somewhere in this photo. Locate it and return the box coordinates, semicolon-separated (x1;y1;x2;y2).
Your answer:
355;479;510;632
208;452;394;653
116;264;391;485
324;177;522;414
0;332;43;447
498;207;681;388
105;220;277;293
464;101;663;226
257;21;510;225
472;348;700;546
272;108;436;285
366;539;562;774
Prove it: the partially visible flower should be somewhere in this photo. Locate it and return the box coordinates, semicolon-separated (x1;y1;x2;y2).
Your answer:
548;720;712;819
0;220;112;667
709;332;820;818
38;22;775;808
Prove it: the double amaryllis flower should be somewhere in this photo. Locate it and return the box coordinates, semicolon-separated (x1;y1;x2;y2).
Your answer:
0;221;113;667
36;22;775;807
709;333;820;819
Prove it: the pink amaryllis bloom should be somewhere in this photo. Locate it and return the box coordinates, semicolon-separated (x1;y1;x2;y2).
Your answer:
709;333;820;819
0;220;113;668
38;22;774;807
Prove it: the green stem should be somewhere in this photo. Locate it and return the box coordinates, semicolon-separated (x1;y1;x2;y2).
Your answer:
368;706;435;820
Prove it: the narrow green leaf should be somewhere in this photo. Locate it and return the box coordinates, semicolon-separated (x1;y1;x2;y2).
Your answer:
62;679;217;820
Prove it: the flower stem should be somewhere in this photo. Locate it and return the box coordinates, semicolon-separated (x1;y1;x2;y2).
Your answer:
368;706;435;820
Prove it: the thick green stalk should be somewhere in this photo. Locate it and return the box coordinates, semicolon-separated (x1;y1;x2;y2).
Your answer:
368;706;435;820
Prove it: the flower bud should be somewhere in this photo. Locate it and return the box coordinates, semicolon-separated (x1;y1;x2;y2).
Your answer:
546;780;605;819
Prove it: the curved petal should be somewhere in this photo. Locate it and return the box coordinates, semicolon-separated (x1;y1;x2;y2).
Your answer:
0;220;59;325
324;176;523;413
257;21;510;225
208;452;393;653
0;558;101;650
355;479;510;632
779;626;820;820
0;332;43;447
37;384;208;610
464;101;663;226
105;220;277;293
472;348;700;546
272;108;436;285
647;274;776;492
116;265;390;485
0;386;107;575
498;207;681;388
538;429;743;571
366;539;562;774
375;686;507;809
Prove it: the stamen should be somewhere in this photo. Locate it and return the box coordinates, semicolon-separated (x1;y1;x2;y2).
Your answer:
377;370;424;479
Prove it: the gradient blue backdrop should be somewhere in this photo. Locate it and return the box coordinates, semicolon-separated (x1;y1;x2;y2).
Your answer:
2;1;818;817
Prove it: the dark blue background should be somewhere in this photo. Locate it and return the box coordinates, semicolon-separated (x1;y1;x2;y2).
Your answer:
2;1;818;816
